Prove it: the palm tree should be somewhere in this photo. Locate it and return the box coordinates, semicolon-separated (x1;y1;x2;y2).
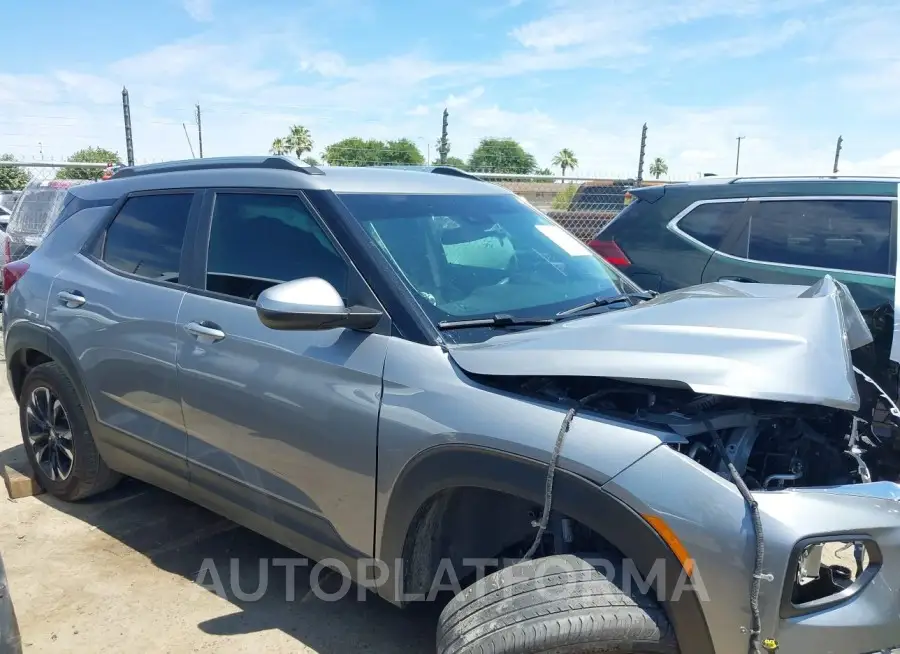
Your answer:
551;148;578;178
649;157;669;179
286;125;314;158
270;138;289;155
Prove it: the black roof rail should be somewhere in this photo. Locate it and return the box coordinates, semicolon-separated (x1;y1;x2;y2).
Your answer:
429;165;482;181
111;156;325;179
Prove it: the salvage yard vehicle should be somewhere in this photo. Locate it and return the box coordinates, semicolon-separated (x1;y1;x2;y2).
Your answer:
4;157;900;654
4;178;88;266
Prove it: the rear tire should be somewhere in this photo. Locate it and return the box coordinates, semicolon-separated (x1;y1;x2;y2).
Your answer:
19;361;121;501
436;553;678;654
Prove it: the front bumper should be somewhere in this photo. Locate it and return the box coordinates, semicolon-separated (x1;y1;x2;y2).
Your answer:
604;445;900;654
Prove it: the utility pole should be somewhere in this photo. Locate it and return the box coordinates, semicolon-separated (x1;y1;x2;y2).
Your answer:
438;108;449;165
636;122;648;184
195;104;204;158
122;87;135;166
833;135;843;174
735;136;745;175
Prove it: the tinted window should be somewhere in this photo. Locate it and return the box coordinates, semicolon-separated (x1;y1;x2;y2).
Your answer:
206;193;348;301
102;193;192;283
677;201;745;248
747;199;891;274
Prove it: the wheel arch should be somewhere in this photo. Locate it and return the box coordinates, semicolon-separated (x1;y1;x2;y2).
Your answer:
6;322;92;415
377;444;715;654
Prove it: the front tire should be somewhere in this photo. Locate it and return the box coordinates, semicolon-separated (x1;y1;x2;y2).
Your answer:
19;361;121;501
436;553;678;654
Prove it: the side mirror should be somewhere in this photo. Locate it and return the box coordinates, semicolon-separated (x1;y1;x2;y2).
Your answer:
255;277;382;331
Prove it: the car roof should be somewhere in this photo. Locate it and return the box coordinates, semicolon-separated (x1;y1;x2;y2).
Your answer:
630;174;900;202
73;156;508;201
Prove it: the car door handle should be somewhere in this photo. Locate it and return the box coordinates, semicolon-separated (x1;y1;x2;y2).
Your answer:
57;290;86;307
184;321;226;343
719;276;758;283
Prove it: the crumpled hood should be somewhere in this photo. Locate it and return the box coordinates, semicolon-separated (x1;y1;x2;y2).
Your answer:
447;276;872;411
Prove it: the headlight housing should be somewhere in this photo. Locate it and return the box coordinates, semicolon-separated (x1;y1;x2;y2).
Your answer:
779;535;882;618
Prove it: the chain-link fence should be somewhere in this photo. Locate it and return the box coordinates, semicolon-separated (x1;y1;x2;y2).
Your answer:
474;173;674;241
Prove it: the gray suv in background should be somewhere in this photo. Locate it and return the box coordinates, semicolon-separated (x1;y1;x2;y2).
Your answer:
4;157;900;654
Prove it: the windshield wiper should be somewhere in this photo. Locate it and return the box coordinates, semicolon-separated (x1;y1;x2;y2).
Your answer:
437;313;558;331
556;291;657;317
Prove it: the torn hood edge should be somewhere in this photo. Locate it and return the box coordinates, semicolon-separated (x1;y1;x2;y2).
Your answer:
447;275;873;412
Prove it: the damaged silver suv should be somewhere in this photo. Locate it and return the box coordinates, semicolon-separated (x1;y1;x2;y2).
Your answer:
4;157;900;654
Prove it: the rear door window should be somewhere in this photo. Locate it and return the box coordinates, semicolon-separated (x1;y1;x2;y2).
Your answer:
747;198;892;274
100;193;194;283
675;200;747;250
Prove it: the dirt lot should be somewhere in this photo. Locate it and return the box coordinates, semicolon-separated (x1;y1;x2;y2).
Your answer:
0;340;866;653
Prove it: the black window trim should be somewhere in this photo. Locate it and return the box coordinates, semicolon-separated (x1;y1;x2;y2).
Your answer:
79;188;203;292
181;187;392;336
668;195;897;278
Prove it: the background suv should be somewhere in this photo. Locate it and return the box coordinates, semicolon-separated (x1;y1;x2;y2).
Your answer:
5;158;900;654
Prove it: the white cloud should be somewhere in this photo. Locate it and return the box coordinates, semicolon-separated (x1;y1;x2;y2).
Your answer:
182;0;214;22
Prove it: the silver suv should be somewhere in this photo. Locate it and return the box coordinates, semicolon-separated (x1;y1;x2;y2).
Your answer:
4;156;900;654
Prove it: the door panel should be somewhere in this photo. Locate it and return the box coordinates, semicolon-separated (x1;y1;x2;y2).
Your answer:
44;191;196;488
177;294;388;557
46;256;189;484
177;189;389;560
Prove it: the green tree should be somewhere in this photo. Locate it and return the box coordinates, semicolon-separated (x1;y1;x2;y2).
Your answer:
285;125;314;158
551;148;578;177
270;138;289;155
58;147;122;180
323;137;384;166
467;138;537;174
322;137;424;166
0;154;30;190
434;156;467;169
535;167;553;176
551;183;579;210
649;156;669;179
381;138;425;165
302;155;320;166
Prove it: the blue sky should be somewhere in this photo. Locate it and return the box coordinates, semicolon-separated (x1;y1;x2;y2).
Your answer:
2;0;899;177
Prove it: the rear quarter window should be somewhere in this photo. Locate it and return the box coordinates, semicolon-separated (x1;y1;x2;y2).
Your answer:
675;201;747;249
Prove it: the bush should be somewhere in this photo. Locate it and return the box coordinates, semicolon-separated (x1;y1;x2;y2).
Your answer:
552;183;579;210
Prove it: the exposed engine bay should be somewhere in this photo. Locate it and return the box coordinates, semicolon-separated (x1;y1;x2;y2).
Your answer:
480;371;900;488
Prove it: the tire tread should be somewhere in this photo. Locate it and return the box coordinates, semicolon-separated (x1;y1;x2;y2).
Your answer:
436;554;678;654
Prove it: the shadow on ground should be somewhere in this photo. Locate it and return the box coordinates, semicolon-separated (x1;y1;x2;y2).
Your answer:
4;445;440;653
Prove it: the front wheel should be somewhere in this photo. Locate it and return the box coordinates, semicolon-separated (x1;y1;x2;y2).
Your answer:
19;361;121;501
436;553;678;654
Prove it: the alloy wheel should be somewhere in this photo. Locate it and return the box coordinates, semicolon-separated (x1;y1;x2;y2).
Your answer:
25;386;75;481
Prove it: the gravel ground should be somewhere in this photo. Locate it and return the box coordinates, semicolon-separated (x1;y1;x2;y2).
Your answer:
0;334;866;653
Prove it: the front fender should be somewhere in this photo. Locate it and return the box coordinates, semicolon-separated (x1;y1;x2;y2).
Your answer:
376;443;715;654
